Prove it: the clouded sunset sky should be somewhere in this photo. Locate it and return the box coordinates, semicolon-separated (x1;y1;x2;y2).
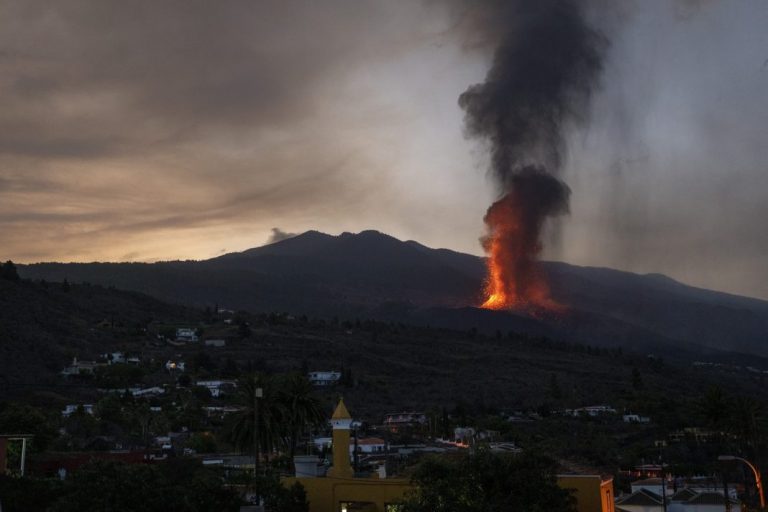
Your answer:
1;0;767;299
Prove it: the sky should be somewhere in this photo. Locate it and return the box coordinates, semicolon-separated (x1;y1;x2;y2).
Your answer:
1;0;767;299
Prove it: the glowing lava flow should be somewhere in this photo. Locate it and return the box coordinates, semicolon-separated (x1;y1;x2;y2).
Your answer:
479;188;563;313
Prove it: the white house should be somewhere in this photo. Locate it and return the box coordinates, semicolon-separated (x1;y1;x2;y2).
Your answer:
618;487;740;512
130;386;165;398
631;478;666;496
196;379;237;397
313;437;333;450
668;490;739;512
308;371;341;386
61;357;104;376
616;488;664;512
566;405;617;417
62;404;94;417
103;352;126;364
454;427;475;443
623;414;651;424
383;412;427;428
350;437;386;454
176;328;199;343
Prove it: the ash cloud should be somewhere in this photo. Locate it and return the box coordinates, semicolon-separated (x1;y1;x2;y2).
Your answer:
266;228;297;244
458;0;607;185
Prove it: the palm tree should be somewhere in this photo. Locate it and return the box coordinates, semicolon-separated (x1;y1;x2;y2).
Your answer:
226;374;286;470
277;373;326;464
226;373;326;473
730;396;764;458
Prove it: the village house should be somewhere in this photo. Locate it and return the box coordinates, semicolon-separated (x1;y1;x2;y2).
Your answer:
383;412;427;432
565;405;617;417
616;487;740;512
103;352;126;364
196;379;237;397
62;404;94;417
129;386;165;398
175;328;198;343
623;414;651;424
202;406;242;419
350;437;386;454
307;371;341;386
61;357;104;376
615;477;741;512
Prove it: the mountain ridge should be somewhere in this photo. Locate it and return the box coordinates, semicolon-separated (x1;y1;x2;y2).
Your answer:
18;229;768;357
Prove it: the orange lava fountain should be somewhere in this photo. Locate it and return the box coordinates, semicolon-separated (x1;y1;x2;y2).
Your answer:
480;189;563;313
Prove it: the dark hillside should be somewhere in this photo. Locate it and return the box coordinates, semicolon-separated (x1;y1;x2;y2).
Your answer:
0;278;201;396
19;230;768;356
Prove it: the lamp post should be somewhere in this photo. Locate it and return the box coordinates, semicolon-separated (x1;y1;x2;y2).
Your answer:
254;386;263;477
253;385;263;508
718;455;765;509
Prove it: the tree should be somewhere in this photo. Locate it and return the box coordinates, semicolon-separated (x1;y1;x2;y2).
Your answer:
631;367;643;391
697;386;731;432
399;450;576;512
222;357;241;378
729;396;764;457
226;373;325;471
257;472;309;512
278;373;325;465
0;474;63;511
238;320;252;339
50;459;240;512
1;260;20;281
548;373;563;401
191;351;217;374
226;374;285;467
0;403;56;452
188;432;218;454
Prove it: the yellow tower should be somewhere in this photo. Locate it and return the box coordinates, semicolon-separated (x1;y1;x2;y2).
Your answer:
327;398;353;478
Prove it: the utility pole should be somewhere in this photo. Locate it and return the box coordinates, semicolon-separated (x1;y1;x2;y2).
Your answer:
254;385;263;478
253;383;263;508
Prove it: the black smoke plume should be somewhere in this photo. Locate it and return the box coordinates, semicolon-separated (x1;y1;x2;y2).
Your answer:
459;0;606;184
459;0;607;309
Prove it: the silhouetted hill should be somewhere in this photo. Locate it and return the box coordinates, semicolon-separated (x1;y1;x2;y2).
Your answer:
19;230;768;357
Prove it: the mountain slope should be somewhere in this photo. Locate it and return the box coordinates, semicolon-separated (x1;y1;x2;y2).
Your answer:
0;277;201;395
19;230;768;356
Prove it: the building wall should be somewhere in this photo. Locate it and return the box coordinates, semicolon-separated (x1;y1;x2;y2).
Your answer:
558;475;615;512
283;476;412;512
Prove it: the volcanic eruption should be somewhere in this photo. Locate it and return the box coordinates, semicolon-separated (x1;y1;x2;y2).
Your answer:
459;0;607;312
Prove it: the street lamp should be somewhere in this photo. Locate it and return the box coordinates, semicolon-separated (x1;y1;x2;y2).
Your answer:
718;455;765;509
254;386;263;477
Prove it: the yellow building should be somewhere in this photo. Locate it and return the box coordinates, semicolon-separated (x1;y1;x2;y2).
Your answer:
284;399;615;512
283;399;411;512
557;474;616;512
